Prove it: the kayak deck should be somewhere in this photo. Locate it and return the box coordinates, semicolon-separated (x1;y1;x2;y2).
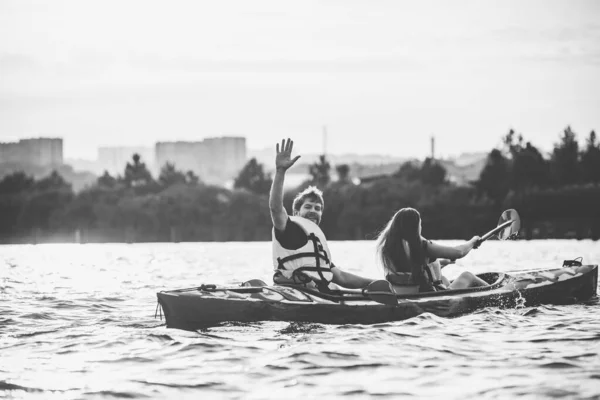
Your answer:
156;264;598;331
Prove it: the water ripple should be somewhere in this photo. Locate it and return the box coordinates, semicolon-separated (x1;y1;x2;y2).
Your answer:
133;380;224;389
539;361;581;369
0;381;44;392
0;241;598;399
83;390;149;398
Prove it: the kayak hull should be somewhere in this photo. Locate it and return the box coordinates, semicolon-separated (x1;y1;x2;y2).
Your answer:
157;264;598;331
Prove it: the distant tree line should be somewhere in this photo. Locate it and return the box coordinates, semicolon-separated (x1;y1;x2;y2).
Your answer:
475;127;600;239
0;126;598;243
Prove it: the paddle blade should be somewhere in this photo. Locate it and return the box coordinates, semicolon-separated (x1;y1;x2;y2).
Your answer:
366;280;398;306
497;209;521;240
475;209;522;248
242;279;268;287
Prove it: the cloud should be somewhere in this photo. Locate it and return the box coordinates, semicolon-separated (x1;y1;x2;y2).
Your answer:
126;52;425;75
483;22;600;66
0;53;38;72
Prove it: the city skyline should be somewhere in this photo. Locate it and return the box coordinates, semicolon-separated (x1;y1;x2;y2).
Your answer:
1;0;599;160
0;135;490;192
0;134;478;166
0;136;247;183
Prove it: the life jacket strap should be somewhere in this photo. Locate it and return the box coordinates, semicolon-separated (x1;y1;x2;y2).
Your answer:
273;270;312;286
308;233;330;282
276;232;332;284
276;253;329;268
291;270;313;285
423;265;446;291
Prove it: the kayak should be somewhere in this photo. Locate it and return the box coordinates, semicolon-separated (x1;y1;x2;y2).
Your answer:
156;263;598;331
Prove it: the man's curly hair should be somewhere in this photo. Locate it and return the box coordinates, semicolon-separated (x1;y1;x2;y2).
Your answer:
292;186;324;213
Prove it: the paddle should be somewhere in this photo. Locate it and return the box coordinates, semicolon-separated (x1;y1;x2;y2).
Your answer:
323;279;398;306
192;279;399;306
474;209;521;248
362;279;399;306
438;209;521;269
172;282;267;293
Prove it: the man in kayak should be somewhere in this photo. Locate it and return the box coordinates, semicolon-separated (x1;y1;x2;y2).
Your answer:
376;207;488;291
269;138;376;291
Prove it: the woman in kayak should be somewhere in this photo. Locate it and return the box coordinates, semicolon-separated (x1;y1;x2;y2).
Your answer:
376;207;488;291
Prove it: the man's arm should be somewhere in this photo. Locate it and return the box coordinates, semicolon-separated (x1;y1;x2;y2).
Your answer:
331;266;375;289
269;138;300;231
269;169;288;231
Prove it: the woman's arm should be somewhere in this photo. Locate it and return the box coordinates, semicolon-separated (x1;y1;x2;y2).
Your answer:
425;236;481;260
438;259;455;268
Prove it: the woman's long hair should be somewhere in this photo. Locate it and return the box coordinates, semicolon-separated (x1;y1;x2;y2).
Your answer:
376;208;425;285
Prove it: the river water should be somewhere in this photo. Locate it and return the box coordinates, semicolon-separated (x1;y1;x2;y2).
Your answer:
1;240;599;399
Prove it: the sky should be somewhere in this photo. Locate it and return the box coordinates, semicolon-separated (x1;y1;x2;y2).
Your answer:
1;0;599;160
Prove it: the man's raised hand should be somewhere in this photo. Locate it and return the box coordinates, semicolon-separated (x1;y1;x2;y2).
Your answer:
275;138;301;171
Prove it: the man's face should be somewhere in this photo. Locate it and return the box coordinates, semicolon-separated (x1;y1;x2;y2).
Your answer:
295;199;323;225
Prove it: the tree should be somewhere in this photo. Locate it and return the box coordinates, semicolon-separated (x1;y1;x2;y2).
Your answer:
512;142;549;189
123;154;154;188
97;171;118;188
335;164;351;183
394;159;446;186
395;161;421;181
309;155;331;188
0;171;34;194
501;130;549;190
502;129;524;159
34;171;72;192
185;170;200;185
420;158;447;186
581;130;600;183
15;171;74;232
233;158;272;195
477;149;510;204
158;162;187;187
550;126;580;186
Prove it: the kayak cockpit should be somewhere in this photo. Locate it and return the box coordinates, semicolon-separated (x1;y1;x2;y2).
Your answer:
294;272;509;302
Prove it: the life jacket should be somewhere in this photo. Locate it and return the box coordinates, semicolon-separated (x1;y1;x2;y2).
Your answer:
423;260;447;291
385;271;420;294
385;239;446;293
272;216;333;289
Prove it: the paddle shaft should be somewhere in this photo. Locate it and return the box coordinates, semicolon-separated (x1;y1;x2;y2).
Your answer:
179;284;376;297
168;285;264;294
476;219;514;247
174;283;381;297
177;282;398;306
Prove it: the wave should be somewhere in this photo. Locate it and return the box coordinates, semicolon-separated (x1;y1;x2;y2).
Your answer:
0;381;44;393
18;312;54;320
539;361;581;369
133;380;224;389
11;328;60;338
82;390;148;398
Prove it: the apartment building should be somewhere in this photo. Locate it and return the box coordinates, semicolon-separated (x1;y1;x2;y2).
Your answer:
155;137;246;184
0;138;63;167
